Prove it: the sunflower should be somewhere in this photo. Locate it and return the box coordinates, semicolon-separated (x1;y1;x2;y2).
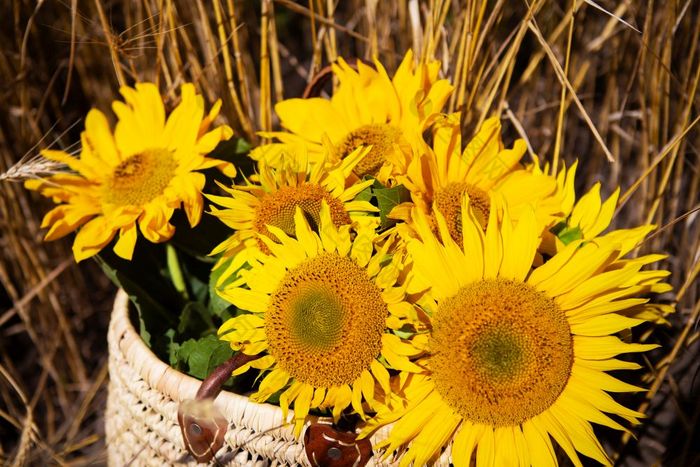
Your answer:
363;195;668;466
25;82;234;262
544;180;674;324
207;144;378;275
392;112;574;243
546;180;649;254
216;203;423;436
250;50;453;183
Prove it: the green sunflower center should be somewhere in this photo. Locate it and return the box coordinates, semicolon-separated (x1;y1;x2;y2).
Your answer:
266;254;387;387
289;283;345;351
254;184;351;251
104;148;178;206
430;278;572;426
336;123;401;178
433;182;490;243
471;328;526;382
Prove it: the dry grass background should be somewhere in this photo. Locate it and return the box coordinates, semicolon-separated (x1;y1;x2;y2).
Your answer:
0;0;698;465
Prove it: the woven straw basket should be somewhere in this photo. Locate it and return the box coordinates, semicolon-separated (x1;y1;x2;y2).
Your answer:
106;290;452;466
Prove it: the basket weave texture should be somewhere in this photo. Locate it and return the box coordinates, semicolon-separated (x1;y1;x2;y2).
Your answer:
106;290;310;466
105;290;452;466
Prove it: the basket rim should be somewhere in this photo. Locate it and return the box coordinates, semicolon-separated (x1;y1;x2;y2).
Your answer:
108;289;300;432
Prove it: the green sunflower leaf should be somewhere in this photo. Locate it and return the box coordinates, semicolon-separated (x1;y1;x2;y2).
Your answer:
354;180;376;203
374;184;411;229
209;257;236;319
550;221;584;245
177;335;233;380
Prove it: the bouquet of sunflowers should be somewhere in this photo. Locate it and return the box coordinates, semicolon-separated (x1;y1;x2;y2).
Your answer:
25;51;671;466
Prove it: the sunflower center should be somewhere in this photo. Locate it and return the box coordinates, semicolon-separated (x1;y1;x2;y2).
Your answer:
289;284;345;351
336;124;401;178
266;254;387;387
254;184;351;248
104;148;178;206
433;183;490;243
430;278;572;426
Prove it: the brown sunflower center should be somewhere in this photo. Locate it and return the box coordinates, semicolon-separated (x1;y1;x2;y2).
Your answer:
253;184;351;249
336;124;401;178
103;148;178;206
433;182;490;243
430;278;572;426
266;254;387;387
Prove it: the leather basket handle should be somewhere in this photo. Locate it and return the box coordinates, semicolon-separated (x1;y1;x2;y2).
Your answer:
177;353;255;463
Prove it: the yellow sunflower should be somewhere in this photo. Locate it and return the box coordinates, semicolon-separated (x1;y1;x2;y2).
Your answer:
392;112;574;243
546;180;649;253
216;203;423;436
25;82;234;262
363;196;668;466
251;50;453;183
207;144;378;275
544;180;673;324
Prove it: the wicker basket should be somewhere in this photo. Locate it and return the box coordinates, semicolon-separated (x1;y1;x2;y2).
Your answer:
105;290;452;466
106;290;312;466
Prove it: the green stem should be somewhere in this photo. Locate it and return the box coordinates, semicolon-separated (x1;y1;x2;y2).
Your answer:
167;244;189;300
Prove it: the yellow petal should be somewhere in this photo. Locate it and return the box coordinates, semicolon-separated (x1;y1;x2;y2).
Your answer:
371;360;391;394
138;202;175;243
408;404;460;466
451;423;480;467
536;241;617;297
217;288;269;314
548;403;612;466
569;314;645;336
499;205;538;281
532;410;583;467
163;83;202;151
528;239;583;288
256;368;289;398
360;369;375;404
275;98;348;142
113;223;138;260
85;109;121;165
72;216;117;262
521;419;557;467
574;335;658;360
218;313;265;336
382;342;423;372
555;391;627;432
571;364;644;392
475;425;495;466
332;384;352;420
351;381;365;419
483;200;502;279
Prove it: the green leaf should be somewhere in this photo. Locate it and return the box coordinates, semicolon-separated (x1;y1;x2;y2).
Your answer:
166;328;179;367
354;182;375;203
209;258;237;318
189;273;209;304
95;245;182;353
139;315;152;347
177;335;233;380
234;139;252;154
207;137;252;162
177;301;214;336
374;184;411;229
550;221;584;245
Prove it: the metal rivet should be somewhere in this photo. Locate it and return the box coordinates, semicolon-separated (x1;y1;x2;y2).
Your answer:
327;447;342;459
189;423;202;436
